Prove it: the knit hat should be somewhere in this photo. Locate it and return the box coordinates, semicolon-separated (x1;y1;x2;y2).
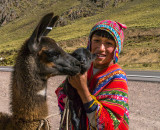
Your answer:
87;20;127;63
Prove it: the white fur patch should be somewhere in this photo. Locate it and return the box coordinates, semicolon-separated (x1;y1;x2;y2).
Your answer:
37;88;46;96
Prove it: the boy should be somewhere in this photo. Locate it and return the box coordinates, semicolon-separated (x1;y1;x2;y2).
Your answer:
56;20;129;130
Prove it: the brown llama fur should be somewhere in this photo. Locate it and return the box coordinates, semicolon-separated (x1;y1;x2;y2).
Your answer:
0;13;80;130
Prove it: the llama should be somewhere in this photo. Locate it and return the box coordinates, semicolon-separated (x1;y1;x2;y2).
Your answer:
0;13;80;130
61;48;96;130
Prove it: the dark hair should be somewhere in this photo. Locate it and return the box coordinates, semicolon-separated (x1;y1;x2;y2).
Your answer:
90;30;115;41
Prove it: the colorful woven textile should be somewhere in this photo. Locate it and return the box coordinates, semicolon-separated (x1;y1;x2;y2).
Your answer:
87;63;129;130
55;63;129;130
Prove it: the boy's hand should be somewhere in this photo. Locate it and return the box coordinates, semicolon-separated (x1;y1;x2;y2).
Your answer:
68;72;92;103
68;72;87;91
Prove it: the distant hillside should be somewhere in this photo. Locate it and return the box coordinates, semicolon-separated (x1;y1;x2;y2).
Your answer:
0;0;34;26
0;0;129;26
0;0;160;70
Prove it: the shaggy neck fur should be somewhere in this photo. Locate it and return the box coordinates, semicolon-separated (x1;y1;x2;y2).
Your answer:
10;43;48;122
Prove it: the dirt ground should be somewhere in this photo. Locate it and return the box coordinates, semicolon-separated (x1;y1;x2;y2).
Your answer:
0;72;160;130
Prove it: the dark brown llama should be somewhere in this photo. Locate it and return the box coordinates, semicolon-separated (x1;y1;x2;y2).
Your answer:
0;13;80;130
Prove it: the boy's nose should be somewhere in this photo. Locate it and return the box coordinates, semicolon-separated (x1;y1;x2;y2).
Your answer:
99;43;105;51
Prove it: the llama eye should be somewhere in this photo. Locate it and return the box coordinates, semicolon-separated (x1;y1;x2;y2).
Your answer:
71;53;78;58
44;50;60;58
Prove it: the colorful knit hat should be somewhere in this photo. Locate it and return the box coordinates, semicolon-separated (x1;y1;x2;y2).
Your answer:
87;20;127;63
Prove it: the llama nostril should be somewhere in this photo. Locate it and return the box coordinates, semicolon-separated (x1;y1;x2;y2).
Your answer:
75;60;81;66
80;58;86;65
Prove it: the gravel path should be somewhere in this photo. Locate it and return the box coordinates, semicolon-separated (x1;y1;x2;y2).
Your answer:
0;72;160;130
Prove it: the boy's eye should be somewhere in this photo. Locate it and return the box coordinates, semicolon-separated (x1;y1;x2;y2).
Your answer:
93;39;100;42
105;42;113;46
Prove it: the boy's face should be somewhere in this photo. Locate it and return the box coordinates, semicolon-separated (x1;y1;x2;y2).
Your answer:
91;34;116;69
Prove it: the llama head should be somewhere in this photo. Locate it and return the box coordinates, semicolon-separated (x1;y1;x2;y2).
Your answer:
71;48;96;74
23;13;80;77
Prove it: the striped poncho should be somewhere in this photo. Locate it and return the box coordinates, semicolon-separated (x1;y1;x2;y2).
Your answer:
55;63;129;130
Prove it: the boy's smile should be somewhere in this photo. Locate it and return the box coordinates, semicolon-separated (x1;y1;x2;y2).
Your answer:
91;34;116;69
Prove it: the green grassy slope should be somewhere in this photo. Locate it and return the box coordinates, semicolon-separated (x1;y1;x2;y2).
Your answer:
0;0;160;70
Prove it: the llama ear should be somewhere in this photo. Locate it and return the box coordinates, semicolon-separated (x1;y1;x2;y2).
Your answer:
28;13;54;53
43;15;59;36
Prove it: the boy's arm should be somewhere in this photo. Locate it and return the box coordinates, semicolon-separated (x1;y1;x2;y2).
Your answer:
83;78;129;129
